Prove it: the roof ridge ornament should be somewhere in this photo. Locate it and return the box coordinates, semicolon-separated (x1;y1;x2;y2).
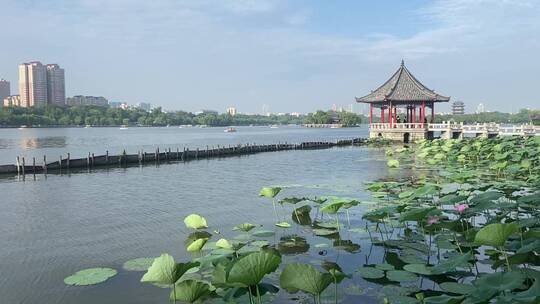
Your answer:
401;59;405;67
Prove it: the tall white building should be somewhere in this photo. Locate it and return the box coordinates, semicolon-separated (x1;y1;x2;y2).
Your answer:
226;107;237;116
0;79;10;101
476;103;486;114
46;64;66;105
19;61;48;107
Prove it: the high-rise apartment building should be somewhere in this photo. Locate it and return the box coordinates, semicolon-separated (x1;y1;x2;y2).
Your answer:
46;64;65;105
19;61;66;107
0;79;10;101
226;107;237;116
19;61;48;107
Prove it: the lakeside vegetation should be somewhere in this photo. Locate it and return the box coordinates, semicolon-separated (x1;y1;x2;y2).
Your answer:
436;109;540;125
0;106;365;127
63;136;540;303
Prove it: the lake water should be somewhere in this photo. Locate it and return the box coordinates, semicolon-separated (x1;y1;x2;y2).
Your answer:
0;126;404;303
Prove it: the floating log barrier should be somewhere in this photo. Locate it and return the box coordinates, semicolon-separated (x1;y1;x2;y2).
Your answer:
0;138;368;175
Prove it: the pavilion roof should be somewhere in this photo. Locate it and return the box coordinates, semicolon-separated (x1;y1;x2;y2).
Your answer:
355;61;450;103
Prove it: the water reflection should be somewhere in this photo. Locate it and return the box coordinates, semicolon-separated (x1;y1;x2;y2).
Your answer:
20;136;67;149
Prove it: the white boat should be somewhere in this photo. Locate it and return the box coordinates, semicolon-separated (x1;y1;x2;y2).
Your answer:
224;127;237;133
84;124;91;128
270;125;279;129
119;125;128;130
18;125;28;130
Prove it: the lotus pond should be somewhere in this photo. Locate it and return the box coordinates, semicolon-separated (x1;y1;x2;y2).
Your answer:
43;136;540;303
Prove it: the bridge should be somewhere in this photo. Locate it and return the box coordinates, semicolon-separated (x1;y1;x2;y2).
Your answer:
369;122;540;142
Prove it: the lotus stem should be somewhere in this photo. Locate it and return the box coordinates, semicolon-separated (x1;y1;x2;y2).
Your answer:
271;199;278;223
172;284;176;304
256;284;262;304
501;247;511;272
293;207;301;224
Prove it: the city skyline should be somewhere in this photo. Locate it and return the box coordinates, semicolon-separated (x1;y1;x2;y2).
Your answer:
1;1;539;113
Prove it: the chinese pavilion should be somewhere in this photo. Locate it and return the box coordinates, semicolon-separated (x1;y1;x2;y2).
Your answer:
356;60;450;142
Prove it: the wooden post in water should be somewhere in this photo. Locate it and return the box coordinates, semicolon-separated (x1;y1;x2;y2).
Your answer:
87;153;91;168
32;157;36;174
196;148;199;159
176;148;180;161
92;153;95;168
22;157;26;176
165;148;169;162
59;155;63;171
206;145;209;158
16;157;20;175
106;150;109;165
67;153;70;169
43;155;47;173
138;150;142;164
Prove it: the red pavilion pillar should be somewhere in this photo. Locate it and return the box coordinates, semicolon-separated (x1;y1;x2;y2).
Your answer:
421;101;426;128
369;103;373;125
431;102;435;123
388;103;393;127
381;106;385;123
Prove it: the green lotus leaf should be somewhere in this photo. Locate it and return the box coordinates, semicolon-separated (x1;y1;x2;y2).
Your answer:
184;214;208;229
64;267;117;286
141;254;199;286
123;257;156;271
375;263;395;271
439;282;475;295
386;270;417;282
252;230;275;237
312;228;339;236
227;248;282;287
431;252;473;275
187;238;209;252
403;263;432;275
357;267;385;279
474;223;519;247
470;191;504;204
320;201;345;214
424;295;465;304
259;187;281;198
399;207;437;222
233;223;257;232
170;280;214;302
216;238;233;249
275;222;291;228
279;197;306;204
280;263;333;295
472;271;526;295
387;159;400;168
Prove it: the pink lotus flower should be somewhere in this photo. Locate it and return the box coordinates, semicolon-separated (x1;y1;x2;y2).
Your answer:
454;203;469;214
427;216;439;226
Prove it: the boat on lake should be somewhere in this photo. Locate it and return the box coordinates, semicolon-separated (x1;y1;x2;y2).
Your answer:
17;125;28;130
224;127;237;133
119;125;128;130
270;125;279;129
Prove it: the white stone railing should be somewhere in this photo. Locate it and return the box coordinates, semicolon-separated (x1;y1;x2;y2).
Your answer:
369;122;540;136
370;123;425;130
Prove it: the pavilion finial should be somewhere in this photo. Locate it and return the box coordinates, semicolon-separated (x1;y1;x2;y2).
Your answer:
401;59;405;67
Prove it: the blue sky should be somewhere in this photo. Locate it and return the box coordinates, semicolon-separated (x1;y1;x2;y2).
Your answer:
1;0;539;114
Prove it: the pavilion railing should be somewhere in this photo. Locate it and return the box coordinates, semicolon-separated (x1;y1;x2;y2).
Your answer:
370;123;426;130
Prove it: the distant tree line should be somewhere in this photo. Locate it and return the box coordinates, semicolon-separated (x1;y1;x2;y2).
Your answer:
435;109;540;125
0;106;366;127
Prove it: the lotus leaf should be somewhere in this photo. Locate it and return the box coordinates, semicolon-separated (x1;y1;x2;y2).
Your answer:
170;280;214;302
184;214;208;229
215;238;233;249
275;222;291;228
259;187;281;198
387;159;400;168
187;238;208;252
123;257;156;271
474;223;519;247
227;248;282;287
357;267;384;279
439;282;475;295
233;223;256;232
280;263;333;295
141;254;199;286
64;267;117;286
386;270;417;282
252;230;275;237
